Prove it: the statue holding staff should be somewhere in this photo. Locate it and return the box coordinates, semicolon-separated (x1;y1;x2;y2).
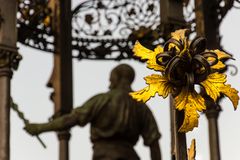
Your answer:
25;64;162;160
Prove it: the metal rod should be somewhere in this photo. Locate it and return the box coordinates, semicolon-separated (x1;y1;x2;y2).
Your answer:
49;0;73;160
160;0;187;159
0;1;18;159
195;0;222;159
10;99;47;149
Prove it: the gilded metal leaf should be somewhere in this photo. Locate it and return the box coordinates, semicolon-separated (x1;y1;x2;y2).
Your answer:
133;41;164;71
208;49;232;70
179;106;200;132
213;49;232;60
188;139;196;160
201;73;239;109
171;29;188;41
131;29;239;133
220;84;239;110
175;88;206;132
210;60;226;70
201;73;226;101
43;16;51;27
130;74;172;103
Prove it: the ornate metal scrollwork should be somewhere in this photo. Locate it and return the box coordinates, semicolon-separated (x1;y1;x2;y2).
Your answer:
17;0;237;61
72;0;160;38
17;0;162;60
72;0;162;60
217;0;235;24
234;0;240;8
0;44;22;70
17;0;54;52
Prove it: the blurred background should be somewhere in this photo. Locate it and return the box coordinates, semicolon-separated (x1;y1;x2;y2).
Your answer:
9;0;240;160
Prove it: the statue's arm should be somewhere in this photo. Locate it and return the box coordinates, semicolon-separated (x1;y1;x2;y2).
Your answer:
150;140;162;160
25;110;80;135
25;93;109;135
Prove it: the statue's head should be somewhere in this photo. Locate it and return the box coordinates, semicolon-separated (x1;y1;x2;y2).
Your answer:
109;64;135;91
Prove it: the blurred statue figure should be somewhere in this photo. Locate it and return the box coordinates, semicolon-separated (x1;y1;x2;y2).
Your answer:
25;64;162;160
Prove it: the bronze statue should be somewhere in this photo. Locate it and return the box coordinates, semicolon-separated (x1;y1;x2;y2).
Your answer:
25;64;162;160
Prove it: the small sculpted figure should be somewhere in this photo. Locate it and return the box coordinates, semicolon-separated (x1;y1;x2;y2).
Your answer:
25;64;162;160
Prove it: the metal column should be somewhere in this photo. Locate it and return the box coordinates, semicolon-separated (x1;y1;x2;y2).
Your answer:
48;0;73;160
160;0;186;159
0;1;21;160
195;0;221;159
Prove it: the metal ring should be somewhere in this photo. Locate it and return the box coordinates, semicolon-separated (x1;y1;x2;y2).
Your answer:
165;56;187;86
200;51;218;66
189;37;206;55
164;38;184;52
156;51;173;66
192;54;210;83
185;73;195;91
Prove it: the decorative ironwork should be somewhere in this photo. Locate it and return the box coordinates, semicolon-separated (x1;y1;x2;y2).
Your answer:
73;0;160;38
217;0;234;25
187;139;196;160
17;0;162;60
184;0;236;39
227;64;238;75
16;0;237;61
0;44;22;70
234;0;240;8
72;0;162;60
17;0;54;52
130;29;239;132
157;36;219;87
183;1;196;36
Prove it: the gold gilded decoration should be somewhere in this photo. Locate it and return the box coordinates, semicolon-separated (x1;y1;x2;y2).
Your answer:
201;73;239;109
129;74;172;103
207;49;232;70
171;29;188;41
130;29;239;132
187;139;196;160
175;88;205;132
133;41;164;71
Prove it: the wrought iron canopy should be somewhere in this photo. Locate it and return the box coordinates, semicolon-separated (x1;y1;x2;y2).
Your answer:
17;0;162;60
71;0;162;60
17;0;237;60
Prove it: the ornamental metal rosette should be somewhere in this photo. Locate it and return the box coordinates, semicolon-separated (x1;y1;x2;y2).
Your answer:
130;29;239;132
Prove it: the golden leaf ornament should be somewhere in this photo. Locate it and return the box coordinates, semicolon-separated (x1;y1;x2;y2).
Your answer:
130;29;239;132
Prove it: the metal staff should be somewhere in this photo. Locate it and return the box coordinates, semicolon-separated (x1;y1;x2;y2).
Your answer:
10;98;47;148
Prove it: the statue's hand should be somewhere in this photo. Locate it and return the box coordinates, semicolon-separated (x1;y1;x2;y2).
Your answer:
24;123;42;136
